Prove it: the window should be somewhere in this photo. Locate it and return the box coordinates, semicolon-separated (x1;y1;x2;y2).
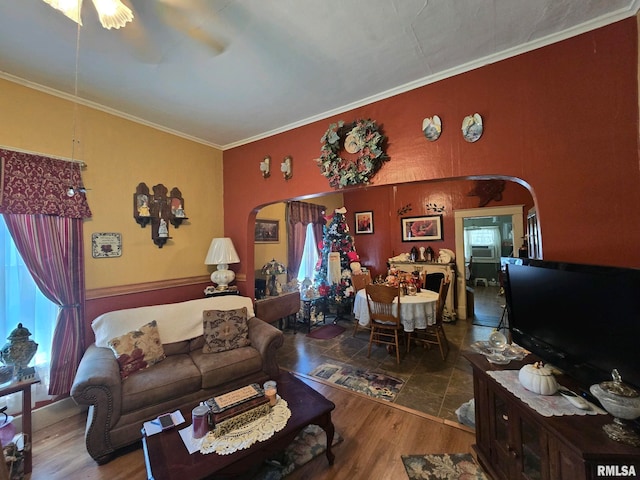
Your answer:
1;218;57;409
296;223;318;285
464;226;501;263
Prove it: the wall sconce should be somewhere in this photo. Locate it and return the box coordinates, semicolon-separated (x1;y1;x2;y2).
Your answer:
281;156;292;180
259;156;270;178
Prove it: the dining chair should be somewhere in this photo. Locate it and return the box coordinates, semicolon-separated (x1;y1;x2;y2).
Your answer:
365;283;403;365
351;272;372;336
406;279;451;360
424;272;445;293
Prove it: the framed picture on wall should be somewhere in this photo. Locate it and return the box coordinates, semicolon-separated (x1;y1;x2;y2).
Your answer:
255;219;279;243
401;215;443;242
354;211;374;234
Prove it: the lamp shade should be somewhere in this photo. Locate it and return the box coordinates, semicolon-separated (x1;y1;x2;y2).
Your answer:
205;238;240;290
204;238;240;266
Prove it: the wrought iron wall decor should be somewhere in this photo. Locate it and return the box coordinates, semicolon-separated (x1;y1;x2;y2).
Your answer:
396;203;412;216
425;202;445;213
133;182;188;248
467;179;506;207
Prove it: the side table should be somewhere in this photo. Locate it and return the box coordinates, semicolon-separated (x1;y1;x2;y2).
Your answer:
298;296;326;333
205;287;240;298
254;291;301;331
311;297;353;325
0;375;40;474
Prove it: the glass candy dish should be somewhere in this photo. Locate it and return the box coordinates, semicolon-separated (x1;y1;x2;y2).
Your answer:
470;338;527;363
470;341;493;356
590;369;640;447
488;329;507;350
486;352;511;365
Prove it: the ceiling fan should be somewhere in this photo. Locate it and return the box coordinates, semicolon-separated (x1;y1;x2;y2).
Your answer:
41;0;134;30
40;0;226;60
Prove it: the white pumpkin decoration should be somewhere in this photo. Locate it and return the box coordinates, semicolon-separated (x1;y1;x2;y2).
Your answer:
518;362;559;395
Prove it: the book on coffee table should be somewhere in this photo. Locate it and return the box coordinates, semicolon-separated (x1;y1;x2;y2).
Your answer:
205;384;270;436
206;383;264;413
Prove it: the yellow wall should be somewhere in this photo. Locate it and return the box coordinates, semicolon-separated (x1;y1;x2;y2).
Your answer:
255;203;287;271
254;193;345;273
0;79;224;290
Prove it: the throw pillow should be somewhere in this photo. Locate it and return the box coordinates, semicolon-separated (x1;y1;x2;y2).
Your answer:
108;320;166;379
202;307;251;353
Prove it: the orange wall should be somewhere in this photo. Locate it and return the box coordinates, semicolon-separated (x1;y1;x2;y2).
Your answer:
343;179;533;279
224;19;640;295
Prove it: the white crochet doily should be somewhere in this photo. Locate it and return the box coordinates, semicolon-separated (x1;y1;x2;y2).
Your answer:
200;398;291;455
487;370;605;417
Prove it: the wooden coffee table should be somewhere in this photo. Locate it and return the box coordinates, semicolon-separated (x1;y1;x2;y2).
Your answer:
142;371;336;479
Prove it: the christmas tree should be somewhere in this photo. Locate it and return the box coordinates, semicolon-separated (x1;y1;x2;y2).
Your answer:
314;207;359;305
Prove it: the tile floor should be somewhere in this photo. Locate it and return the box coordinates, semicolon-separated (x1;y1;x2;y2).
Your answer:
276;285;505;425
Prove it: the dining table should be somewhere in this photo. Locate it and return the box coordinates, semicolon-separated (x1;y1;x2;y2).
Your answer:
353;288;439;332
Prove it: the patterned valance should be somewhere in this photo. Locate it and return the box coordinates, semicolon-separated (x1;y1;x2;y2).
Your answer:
0;149;92;219
287;201;325;225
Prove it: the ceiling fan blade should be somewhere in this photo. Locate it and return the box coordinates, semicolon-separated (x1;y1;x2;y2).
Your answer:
120;3;163;64
181;24;226;55
156;0;227;55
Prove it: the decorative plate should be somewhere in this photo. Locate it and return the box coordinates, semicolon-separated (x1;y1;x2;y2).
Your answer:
461;113;483;142
316;119;389;188
344;133;360;153
422;115;442;141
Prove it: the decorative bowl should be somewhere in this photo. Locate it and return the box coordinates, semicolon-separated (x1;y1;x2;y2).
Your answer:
589;369;640;447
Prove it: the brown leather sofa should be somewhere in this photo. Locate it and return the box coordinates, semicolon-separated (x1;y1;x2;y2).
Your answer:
71;296;283;464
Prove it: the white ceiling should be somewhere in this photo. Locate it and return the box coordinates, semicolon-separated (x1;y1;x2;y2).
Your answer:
0;0;638;149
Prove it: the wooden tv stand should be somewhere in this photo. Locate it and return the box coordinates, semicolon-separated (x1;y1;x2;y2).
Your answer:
464;353;640;480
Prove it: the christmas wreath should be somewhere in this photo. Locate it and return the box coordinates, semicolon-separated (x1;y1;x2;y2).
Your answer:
316;119;388;188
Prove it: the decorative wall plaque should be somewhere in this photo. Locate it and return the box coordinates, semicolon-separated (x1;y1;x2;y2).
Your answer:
91;232;122;258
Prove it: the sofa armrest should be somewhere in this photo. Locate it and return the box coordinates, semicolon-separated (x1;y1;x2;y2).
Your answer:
247;317;284;378
70;344;122;462
71;344;122;405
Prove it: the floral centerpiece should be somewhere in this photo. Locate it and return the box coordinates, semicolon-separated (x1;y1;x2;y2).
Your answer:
316;119;389;188
261;259;286;296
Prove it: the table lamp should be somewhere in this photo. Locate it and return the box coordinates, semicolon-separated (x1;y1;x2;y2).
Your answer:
204;238;240;290
261;259;286;296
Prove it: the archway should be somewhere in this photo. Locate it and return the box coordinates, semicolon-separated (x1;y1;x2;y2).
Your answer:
253;177;535;320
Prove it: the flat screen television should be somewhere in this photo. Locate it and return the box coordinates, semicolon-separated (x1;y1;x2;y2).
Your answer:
504;259;640;392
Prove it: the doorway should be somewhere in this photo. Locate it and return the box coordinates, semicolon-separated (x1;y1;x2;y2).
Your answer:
454;205;525;320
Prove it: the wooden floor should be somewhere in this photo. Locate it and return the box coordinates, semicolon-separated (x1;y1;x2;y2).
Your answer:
29;375;475;480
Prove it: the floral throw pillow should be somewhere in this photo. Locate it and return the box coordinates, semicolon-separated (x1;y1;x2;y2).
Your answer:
202;307;251;353
108;320;166;379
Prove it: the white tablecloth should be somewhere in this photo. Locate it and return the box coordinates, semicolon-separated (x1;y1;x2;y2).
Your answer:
353;288;439;332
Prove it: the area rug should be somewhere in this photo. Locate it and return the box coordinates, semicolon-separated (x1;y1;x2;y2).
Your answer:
402;453;489;480
254;424;343;479
306;324;345;340
308;362;405;401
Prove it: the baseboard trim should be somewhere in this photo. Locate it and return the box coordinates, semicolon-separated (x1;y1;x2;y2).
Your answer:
11;397;84;433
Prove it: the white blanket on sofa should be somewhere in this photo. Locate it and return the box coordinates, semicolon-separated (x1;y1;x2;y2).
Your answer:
92;296;256;348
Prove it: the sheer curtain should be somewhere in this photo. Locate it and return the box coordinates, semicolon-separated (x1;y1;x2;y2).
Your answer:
0;218;58;408
286;201;325;282
296;223;318;283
